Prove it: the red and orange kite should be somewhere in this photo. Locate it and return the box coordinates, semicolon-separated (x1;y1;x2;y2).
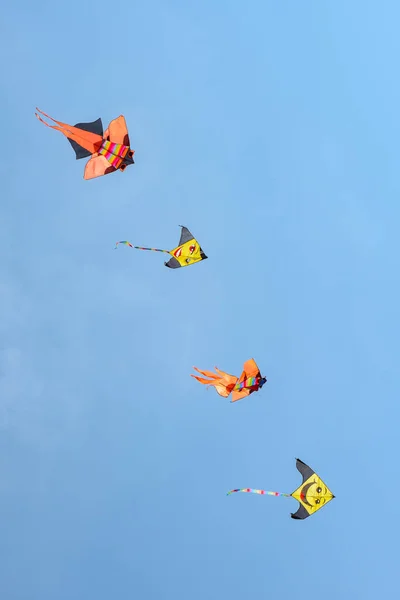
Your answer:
191;358;267;403
35;107;135;180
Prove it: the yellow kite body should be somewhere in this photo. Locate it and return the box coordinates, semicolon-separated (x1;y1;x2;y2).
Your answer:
168;234;206;268
290;459;335;519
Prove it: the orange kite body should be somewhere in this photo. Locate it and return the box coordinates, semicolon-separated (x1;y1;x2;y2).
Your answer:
35;107;135;180
191;358;267;403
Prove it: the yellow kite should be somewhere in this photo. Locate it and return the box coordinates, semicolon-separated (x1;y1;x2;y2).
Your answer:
115;226;207;269
227;458;335;520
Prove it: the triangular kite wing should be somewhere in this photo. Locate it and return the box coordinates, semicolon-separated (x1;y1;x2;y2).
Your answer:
104;115;130;146
84;155;115;180
290;459;335;520
67;118;104;159
165;226;208;269
241;359;260;379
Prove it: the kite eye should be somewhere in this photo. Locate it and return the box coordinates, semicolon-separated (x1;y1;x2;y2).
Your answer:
120;164;127;171
128;150;134;158
317;487;322;494
315;499;320;504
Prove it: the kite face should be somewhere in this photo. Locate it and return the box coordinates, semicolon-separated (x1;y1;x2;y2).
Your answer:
170;240;205;267
291;459;334;520
165;226;207;269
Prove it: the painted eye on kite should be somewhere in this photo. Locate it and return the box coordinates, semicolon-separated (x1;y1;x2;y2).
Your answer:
315;499;320;504
317;487;322;493
120;164;126;171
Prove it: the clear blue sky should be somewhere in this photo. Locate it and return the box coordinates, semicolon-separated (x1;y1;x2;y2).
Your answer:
1;1;399;598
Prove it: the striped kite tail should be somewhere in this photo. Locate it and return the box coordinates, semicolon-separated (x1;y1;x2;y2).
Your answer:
115;241;170;253
227;488;291;497
115;241;133;249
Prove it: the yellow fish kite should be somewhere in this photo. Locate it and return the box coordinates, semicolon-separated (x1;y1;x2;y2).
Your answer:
228;458;335;520
115;225;207;269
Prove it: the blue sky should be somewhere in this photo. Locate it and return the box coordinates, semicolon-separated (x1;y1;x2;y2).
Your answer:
1;1;399;598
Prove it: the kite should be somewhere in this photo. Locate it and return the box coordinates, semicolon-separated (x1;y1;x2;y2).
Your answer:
227;458;335;520
191;358;266;402
115;226;207;269
35;107;135;180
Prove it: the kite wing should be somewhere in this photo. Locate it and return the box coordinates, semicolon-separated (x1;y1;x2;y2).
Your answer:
231;358;261;403
290;459;335;520
84;155;116;180
104;115;130;147
67;118;104;159
191;366;237;398
165;226;208;269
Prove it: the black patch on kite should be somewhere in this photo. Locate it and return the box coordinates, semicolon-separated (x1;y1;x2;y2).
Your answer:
178;226;194;246
164;256;181;269
68;140;92;160
74;118;103;136
291;504;309;520
295;458;314;483
179;225;208;261
67;118;103;160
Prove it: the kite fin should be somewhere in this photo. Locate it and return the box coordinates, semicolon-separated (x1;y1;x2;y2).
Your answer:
84;155;115;180
104;115;130;147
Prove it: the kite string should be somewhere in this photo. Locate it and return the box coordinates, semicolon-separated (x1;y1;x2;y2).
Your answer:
227;488;291;497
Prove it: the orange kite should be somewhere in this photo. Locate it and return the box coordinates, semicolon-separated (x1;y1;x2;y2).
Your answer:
35;107;135;180
191;358;267;403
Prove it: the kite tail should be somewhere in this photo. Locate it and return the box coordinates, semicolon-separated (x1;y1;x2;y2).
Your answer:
227;488;291;497
115;241;133;249
191;367;220;381
35;107;72;129
191;374;218;386
35;107;102;151
115;241;170;253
